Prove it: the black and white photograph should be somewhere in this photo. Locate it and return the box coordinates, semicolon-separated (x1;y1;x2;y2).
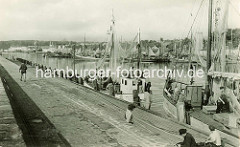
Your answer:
0;0;240;146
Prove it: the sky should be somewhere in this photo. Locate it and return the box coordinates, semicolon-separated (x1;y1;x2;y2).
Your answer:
0;0;240;42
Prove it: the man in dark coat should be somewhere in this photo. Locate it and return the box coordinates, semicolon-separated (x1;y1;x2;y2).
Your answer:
177;129;198;147
19;62;27;82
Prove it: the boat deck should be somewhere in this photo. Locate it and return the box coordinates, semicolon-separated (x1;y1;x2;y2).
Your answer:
190;111;239;135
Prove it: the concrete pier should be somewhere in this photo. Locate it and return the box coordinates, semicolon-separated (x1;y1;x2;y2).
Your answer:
0;78;25;146
0;56;209;146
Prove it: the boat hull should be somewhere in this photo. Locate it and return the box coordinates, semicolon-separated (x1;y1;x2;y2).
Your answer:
125;57;170;63
162;94;178;119
75;55;99;61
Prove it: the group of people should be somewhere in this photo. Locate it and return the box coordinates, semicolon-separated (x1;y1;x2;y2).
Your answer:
135;81;152;109
208;86;232;114
166;79;234;114
177;125;222;147
125;104;222;147
215;86;231;113
164;80;186;103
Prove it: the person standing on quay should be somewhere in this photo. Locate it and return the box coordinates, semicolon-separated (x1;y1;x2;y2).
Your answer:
145;90;152;110
19;62;27;82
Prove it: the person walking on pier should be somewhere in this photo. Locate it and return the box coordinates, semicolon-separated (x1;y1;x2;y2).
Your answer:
125;104;136;124
19;62;27;82
177;129;197;147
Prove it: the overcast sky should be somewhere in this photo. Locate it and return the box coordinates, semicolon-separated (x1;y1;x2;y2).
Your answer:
0;0;240;41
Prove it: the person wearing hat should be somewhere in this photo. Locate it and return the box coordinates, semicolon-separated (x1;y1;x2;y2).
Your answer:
177;129;197;147
205;125;221;146
125;104;136;124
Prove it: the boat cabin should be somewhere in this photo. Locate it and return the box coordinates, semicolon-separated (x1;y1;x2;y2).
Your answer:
120;77;146;94
119;76;150;103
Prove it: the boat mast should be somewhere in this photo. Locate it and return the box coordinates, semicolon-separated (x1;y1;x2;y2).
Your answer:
137;28;141;72
159;38;162;57
83;34;86;55
111;11;115;60
109;9;117;81
205;0;213;100
73;44;76;76
136;28;141;95
189;32;194;85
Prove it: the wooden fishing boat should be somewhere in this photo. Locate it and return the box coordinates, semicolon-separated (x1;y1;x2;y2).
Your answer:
162;0;240;146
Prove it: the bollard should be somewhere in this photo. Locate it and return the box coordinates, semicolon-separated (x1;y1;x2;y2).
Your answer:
68;72;73;80
108;83;115;96
74;75;79;83
93;79;99;91
84;76;89;83
60;71;64;78
54;69;58;77
73;76;78;83
78;77;84;85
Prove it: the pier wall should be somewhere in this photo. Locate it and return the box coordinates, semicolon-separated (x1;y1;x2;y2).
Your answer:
0;78;25;146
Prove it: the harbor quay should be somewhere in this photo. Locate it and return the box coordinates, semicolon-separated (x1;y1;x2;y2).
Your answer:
0;56;209;146
1;0;240;146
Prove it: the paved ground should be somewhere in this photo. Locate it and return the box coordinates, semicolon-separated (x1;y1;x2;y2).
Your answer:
0;56;208;147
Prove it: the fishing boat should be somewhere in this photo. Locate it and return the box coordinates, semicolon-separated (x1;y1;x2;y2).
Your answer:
85;12;152;109
126;41;171;63
170;58;195;64
129;57;170;63
43;42;72;58
163;0;240;146
75;47;110;62
75;54;99;61
115;28;152;106
74;35;104;62
169;40;191;64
